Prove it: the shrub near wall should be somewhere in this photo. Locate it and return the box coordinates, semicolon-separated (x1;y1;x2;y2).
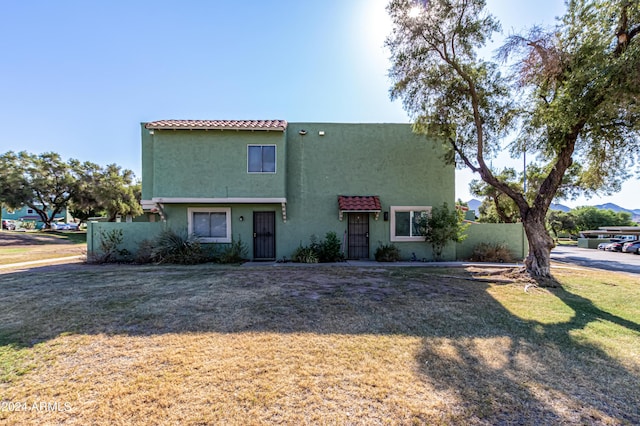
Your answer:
456;223;527;261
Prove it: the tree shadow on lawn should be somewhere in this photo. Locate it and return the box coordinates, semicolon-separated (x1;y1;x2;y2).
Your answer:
0;264;639;423
414;280;640;424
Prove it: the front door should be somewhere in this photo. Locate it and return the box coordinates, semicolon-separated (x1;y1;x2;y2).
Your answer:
348;213;369;259
253;211;276;260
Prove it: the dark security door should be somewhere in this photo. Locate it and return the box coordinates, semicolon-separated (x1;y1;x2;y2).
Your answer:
253;211;276;260
348;213;369;259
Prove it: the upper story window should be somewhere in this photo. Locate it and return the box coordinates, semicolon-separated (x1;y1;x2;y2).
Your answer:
248;145;276;173
390;206;431;242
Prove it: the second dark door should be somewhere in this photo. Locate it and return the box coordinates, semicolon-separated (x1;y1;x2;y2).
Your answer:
348;213;369;259
253;211;276;260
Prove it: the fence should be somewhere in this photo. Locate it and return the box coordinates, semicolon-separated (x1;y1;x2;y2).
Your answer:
456;222;528;261
86;221;528;263
86;222;164;259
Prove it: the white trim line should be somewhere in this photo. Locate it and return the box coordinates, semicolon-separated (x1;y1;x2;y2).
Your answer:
152;197;286;204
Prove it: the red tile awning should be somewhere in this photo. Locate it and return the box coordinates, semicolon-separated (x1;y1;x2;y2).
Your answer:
144;119;287;131
338;196;381;221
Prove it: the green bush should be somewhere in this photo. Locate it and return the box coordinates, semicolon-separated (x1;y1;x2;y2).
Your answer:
90;229;130;263
19;221;36;230
375;243;401;262
317;231;343;262
291;245;319;263
217;237;248;264
150;229;208;264
134;239;155;264
291;232;344;263
470;242;514;263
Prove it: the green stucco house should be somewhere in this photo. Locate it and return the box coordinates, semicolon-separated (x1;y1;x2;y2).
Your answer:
1;204;71;229
140;120;455;261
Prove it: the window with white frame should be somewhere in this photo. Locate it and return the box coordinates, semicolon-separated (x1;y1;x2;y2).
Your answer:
188;207;232;243
247;145;276;173
390;206;431;241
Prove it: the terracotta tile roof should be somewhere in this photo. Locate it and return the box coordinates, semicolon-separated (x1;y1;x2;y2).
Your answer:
145;120;287;131
338;196;382;211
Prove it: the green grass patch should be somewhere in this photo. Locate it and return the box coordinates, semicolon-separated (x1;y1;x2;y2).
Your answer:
37;230;87;244
0;344;34;383
0;248;28;255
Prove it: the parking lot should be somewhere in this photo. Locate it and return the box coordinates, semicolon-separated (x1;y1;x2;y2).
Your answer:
551;245;640;275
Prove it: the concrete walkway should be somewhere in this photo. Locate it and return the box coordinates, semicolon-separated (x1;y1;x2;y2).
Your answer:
243;260;525;268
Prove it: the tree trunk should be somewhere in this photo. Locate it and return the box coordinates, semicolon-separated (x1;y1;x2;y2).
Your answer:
522;215;555;277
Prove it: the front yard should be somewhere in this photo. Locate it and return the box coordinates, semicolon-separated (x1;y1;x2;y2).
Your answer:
0;263;638;425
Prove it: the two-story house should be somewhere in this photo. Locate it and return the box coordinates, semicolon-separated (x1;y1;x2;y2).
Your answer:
140;120;455;261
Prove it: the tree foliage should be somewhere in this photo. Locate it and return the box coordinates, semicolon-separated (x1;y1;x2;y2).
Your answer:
547;210;578;238
387;0;640;277
70;163;142;224
470;169;521;223
571;206;634;231
423;202;468;261
0;151;142;227
0;151;84;228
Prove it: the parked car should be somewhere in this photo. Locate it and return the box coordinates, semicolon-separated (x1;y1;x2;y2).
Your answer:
2;219;16;230
621;241;640;253
41;223;65;230
40;222;79;231
606;241;626;252
599;238;622;251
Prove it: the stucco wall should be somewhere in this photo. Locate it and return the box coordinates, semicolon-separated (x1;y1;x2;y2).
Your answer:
280;123;455;260
577;238;609;249
139;122;457;261
456;223;528;261
143;126;286;199
87;222;164;259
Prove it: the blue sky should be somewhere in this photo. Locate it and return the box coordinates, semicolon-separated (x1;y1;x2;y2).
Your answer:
1;0;636;209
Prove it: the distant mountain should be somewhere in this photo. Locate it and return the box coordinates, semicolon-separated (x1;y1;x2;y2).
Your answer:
594;203;629;213
592;203;640;221
464;199;639;222
467;199;482;216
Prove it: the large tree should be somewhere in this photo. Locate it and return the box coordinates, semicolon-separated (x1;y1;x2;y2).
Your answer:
93;164;143;222
547;210;578;239
1;151;143;228
470;169;521;223
572;206;634;231
70;163;143;224
0;151;83;229
387;0;640;277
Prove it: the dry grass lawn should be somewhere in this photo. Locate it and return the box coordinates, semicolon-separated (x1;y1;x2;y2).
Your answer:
0;263;638;425
0;231;85;265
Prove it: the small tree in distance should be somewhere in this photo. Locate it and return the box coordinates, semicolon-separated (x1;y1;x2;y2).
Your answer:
424;203;468;261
